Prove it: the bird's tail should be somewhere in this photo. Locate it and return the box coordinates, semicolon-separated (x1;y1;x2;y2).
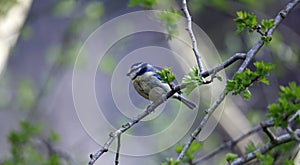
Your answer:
174;94;197;110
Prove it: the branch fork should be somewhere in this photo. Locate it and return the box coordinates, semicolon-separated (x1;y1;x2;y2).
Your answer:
88;0;300;164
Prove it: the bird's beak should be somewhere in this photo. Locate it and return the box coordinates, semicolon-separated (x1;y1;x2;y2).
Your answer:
126;72;130;76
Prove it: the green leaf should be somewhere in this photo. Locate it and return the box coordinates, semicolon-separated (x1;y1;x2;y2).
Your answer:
267;82;300;127
182;66;204;95
243;89;251;100
161;158;180;165
175;142;203;163
256;153;274;165
184;142;203;162
52;0;76;17
156;67;175;83
234;11;257;33
245;141;256;153
157;9;180;40
225;80;235;93
211;0;229;10
226;153;238;162
50;130;60;142
189;141;203;153
254;61;274;75
261;36;272;45
283;160;294;165
259;77;269;85
5;121;63;164
20;121;41;135
48;155;60;165
128;0;157;8
84;1;104;20
260;19;274;32
174;145;183;154
255;152;264;160
17;78;35;110
226;61;274;100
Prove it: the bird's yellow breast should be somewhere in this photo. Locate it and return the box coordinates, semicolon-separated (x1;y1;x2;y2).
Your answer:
132;72;171;101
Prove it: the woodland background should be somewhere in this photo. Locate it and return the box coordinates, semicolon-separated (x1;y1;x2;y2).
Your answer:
0;0;299;165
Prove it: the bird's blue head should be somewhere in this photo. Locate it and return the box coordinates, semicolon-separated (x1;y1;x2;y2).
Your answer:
127;62;157;80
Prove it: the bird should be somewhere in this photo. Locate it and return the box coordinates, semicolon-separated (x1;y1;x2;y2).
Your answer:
127;62;197;110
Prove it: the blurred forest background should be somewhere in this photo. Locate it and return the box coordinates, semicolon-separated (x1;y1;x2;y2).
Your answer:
0;0;299;165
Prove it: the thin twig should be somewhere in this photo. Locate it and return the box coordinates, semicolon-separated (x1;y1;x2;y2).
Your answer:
193;119;274;164
40;138;79;165
200;53;246;78
229;110;299;165
88;84;185;165
88;1;300;164
237;0;300;73
287;110;300;141
115;135;121;165
288;109;300;123
182;0;205;74
88;51;249;164
176;0;299;161
88;52;247;164
230;133;295;165
262;126;278;142
177;90;227;161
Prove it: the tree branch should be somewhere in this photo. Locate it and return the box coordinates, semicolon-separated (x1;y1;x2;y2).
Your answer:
176;0;299;161
181;0;205;74
230;133;295;165
200;53;246;78
88;49;247;165
194;110;298;165
115;135;121;165
262;126;278;143
88;51;249;164
193;119;274;164
88;1;300;164
286;109;300;141
177;90;227;161
40;138;79;165
230;109;300;165
88;84;185;165
237;0;300;73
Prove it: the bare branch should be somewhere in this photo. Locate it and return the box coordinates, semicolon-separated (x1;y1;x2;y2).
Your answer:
230;133;295;165
88;51;248;164
237;0;300;73
195;110;299;165
262;126;278;143
200;53;246;78
88;85;184;165
193;119;274;164
115;135;121;165
176;0;299;161
287;110;300;141
88;49;246;165
40;138;79;165
181;0;204;74
177;90;227;161
288;109;300;123
88;1;300;164
230;110;300;165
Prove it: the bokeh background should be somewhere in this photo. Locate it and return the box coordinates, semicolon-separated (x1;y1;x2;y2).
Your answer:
0;0;299;164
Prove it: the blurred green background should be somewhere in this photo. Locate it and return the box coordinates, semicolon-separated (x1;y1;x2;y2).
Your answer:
0;0;299;164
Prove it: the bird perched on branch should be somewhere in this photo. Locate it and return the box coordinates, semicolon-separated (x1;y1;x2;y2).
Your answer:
127;62;197;110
